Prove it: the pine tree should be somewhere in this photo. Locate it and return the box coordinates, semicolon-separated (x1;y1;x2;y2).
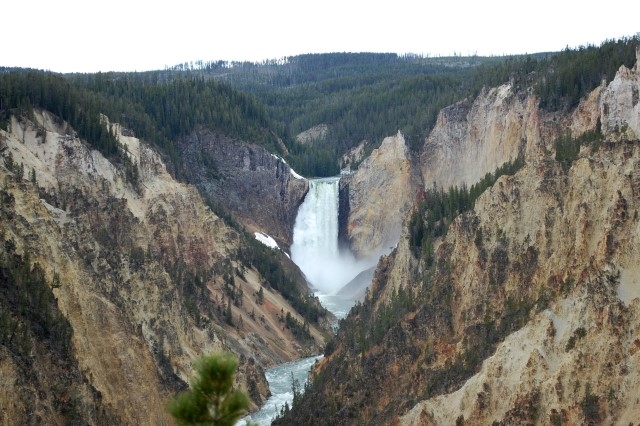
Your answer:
225;299;233;326
167;352;250;426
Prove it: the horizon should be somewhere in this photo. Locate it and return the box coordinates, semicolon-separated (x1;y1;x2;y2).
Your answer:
4;0;639;74
3;40;636;75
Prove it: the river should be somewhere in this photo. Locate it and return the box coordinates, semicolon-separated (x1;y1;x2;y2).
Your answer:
238;355;323;425
241;177;374;425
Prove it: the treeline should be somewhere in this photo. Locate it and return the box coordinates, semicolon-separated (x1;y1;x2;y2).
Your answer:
555;118;603;170
67;73;287;174
0;70;288;177
534;37;639;110
237;56;487;172
473;35;639;112
160;52;506;175
218;36;638;175
0;72;120;157
178;52;488;89
271;71;470;162
409;154;525;263
4;38;633;178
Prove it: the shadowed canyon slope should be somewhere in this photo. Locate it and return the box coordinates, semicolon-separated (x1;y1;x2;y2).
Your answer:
178;128;308;249
277;47;640;425
0;113;326;424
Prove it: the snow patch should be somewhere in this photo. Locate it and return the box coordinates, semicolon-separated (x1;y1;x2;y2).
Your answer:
254;232;279;250
270;153;305;180
290;168;304;180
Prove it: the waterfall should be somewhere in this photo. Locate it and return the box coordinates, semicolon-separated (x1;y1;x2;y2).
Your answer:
292;177;339;258
244;176;375;425
291;177;368;295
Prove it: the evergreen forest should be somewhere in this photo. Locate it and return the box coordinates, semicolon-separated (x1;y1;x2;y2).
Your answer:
1;35;637;178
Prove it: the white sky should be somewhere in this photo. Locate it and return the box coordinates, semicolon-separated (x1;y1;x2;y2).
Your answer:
3;0;639;73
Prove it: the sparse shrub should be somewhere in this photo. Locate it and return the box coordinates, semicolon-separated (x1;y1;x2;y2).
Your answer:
550;409;562;426
565;326;587;351
581;383;600;423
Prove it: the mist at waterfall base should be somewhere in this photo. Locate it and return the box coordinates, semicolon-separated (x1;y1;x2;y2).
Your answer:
290;178;377;306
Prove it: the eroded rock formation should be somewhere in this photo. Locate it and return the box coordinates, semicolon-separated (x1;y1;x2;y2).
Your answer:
339;131;420;259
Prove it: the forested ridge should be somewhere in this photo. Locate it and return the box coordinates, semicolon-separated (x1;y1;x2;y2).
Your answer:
166;37;638;175
0;71;286;178
0;68;329;336
2;36;637;178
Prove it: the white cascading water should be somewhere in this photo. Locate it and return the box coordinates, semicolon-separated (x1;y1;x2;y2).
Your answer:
291;177;367;295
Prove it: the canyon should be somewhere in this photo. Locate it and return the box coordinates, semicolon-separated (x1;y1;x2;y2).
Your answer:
1;43;639;426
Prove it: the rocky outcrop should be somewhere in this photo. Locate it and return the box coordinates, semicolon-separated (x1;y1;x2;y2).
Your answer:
339;131;420;259
0;113;325;424
401;272;640;425
600;47;640;141
339;83;552;260
422;85;542;190
296;124;329;145
400;130;640;423
340;139;369;171
398;46;639;426
178;128;308;249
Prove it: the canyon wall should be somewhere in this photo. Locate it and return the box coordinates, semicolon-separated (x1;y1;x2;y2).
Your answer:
0;114;325;424
179;128;308;249
280;47;640;426
339;131;420;259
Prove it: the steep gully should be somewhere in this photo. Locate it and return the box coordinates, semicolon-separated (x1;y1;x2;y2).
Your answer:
244;177;377;424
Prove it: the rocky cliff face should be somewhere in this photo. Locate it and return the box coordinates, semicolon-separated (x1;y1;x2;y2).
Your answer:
400;136;640;424
421;83;550;190
396;49;638;426
279;47;640;425
340;80;555;260
178;128;308;249
339;131;420;259
0;114;325;424
601;55;640;140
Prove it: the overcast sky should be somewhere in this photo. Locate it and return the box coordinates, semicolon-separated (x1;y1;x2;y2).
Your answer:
4;0;638;73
